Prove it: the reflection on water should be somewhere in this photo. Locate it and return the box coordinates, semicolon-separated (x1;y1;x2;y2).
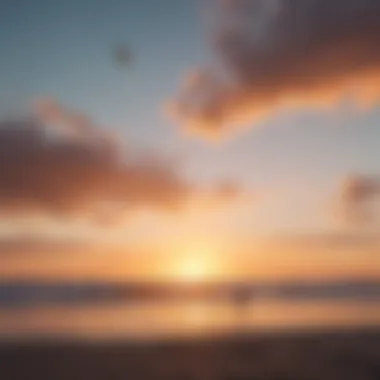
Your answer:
0;298;380;340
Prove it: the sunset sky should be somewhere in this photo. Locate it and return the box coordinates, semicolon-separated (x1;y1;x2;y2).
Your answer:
1;0;380;282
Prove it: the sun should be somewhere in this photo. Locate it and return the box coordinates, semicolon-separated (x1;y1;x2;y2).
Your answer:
173;247;220;283
179;256;209;282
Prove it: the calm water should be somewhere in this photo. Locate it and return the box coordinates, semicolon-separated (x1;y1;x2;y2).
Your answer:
0;298;380;340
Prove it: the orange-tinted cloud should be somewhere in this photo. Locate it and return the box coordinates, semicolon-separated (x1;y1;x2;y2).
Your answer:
0;107;191;224
34;99;118;150
0;101;243;224
338;174;380;226
169;0;380;137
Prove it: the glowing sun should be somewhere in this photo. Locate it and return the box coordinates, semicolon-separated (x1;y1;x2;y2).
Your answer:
174;247;220;282
180;257;208;282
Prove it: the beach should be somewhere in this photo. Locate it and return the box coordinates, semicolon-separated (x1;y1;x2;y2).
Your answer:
1;327;380;380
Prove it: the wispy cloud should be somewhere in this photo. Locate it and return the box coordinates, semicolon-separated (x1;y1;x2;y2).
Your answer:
169;0;380;137
337;174;380;226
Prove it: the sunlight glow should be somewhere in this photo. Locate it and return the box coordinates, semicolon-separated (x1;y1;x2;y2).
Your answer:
180;257;208;282
174;246;220;282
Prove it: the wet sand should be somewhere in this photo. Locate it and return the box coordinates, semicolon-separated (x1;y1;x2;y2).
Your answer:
0;327;380;380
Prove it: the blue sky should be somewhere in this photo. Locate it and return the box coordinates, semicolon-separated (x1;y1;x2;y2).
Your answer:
1;0;380;239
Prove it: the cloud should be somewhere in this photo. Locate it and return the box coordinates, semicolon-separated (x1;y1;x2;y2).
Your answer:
203;180;243;204
0;103;195;224
338;174;380;226
277;231;380;250
169;0;380;137
34;99;119;150
0;100;243;225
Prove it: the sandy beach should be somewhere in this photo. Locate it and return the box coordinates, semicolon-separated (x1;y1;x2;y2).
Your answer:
1;327;380;380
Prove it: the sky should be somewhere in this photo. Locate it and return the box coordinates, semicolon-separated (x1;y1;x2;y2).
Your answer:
1;0;380;282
